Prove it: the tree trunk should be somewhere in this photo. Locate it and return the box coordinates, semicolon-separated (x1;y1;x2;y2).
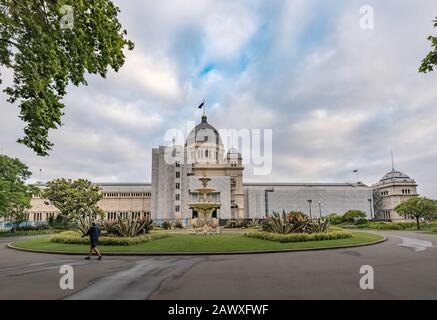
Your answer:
416;217;421;230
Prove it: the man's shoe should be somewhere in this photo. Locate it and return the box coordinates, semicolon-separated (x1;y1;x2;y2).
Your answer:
85;256;91;260
97;256;102;260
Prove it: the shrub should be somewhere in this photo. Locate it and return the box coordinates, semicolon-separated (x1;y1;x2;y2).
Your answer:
244;230;352;243
247;219;263;228
174;221;184;229
326;213;344;225
162;221;172;230
16;224;50;231
355;218;369;226
50;231;168;246
48;215;71;229
287;211;308;222
342;210;367;222
225;219;251;229
7;229;61;236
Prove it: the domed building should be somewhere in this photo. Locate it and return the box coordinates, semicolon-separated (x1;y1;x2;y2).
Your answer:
151;113;245;220
372;168;418;220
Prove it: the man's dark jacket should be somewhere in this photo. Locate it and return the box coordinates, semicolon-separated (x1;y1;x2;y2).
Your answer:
85;224;100;240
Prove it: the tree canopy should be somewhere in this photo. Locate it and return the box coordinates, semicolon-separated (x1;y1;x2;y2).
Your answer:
395;197;437;230
0;0;134;156
0;155;36;228
42;178;104;223
419;16;437;73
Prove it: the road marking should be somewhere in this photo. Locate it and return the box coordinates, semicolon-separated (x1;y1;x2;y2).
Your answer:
395;236;434;252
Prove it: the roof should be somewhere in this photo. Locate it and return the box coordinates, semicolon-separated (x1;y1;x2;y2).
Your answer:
379;170;414;183
243;182;370;188
185;114;223;146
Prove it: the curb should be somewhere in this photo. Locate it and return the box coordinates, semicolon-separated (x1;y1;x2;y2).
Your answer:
7;235;388;256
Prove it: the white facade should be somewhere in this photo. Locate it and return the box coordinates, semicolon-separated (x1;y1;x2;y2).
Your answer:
244;183;373;219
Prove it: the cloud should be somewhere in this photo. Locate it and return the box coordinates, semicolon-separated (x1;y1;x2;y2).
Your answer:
0;0;437;198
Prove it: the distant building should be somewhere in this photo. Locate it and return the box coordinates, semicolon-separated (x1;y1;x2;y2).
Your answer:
372;169;419;220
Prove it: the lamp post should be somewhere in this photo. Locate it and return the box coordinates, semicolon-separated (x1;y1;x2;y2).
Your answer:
368;198;373;220
318;200;322;218
265;188;274;218
307;200;313;219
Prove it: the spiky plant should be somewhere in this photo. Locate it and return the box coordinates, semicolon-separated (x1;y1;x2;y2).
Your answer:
263;212;309;234
306;219;330;234
113;217;154;237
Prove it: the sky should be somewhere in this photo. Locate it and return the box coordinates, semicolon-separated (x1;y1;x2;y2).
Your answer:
0;0;437;198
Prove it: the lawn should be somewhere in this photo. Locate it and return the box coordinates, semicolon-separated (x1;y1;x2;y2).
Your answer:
11;232;384;254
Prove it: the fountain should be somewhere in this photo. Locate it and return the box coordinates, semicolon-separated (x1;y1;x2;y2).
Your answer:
189;171;221;234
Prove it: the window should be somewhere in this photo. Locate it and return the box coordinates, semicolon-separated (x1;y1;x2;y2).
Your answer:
175;205;180;212
176;194;180;201
176;171;180;178
176;183;180;189
176;161;180;167
231;178;237;189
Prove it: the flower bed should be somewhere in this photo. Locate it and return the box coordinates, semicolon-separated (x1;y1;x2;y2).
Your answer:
244;230;352;243
50;231;168;246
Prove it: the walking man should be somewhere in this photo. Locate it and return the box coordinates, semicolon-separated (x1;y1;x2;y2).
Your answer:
82;221;102;260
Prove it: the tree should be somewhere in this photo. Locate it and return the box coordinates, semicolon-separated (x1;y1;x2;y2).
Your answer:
419;16;437;73
42;179;104;226
395;197;437;230
0;1;134;156
342;210;367;223
0;155;36;233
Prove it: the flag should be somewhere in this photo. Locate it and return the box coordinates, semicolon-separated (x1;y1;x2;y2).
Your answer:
198;100;205;109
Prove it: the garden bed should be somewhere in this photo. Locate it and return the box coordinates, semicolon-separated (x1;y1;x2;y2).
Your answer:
10;232;384;255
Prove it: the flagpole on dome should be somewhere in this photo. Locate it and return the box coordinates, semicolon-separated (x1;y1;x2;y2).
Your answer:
198;99;206;121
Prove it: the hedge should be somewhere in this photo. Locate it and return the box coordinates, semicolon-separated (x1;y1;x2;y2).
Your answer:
50;231;169;246
0;229;62;237
344;222;437;230
244;230;352;243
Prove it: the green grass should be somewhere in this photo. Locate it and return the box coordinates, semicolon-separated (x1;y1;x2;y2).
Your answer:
11;232;384;254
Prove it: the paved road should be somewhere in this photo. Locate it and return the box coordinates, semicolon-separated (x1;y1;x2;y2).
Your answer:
1;231;437;300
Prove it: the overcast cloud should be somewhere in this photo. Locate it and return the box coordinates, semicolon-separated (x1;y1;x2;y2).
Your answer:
0;0;436;197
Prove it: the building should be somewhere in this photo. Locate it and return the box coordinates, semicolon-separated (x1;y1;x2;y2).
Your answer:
372;169;418;220
28;183;152;223
19;113;418;223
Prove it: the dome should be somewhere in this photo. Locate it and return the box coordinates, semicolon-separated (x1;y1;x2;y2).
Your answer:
186;114;223;147
185;114;224;164
379;170;414;183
